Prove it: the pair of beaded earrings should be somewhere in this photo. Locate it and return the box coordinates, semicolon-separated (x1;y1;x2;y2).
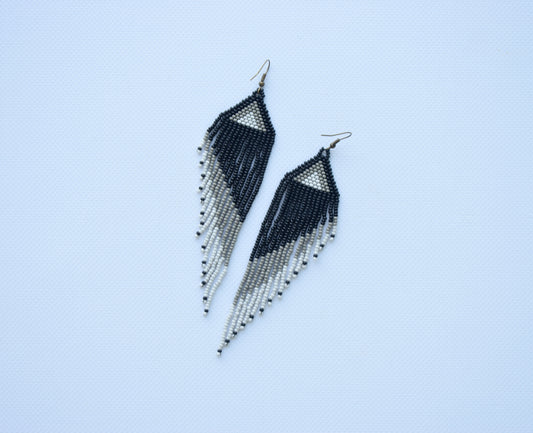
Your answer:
196;60;350;356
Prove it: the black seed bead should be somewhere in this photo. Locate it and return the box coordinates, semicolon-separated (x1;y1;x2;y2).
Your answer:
201;281;206;286
224;339;230;344
277;291;282;295
241;322;246;327
198;91;279;300
249;314;254;319
196;231;201;236
203;296;207;301
232;331;237;336
259;308;264;312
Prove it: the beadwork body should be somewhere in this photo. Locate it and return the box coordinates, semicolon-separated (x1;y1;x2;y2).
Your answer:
217;148;339;355
197;90;275;314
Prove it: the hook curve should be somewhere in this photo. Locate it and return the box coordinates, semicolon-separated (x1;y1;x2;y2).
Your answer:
250;59;270;92
321;132;352;150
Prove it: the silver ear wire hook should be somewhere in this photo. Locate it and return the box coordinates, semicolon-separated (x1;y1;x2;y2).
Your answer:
321;132;352;150
250;59;270;93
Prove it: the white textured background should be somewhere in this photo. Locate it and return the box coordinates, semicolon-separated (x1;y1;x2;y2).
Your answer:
1;1;532;432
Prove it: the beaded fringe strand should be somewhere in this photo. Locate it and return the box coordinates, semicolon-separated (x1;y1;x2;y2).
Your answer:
196;91;275;314
217;148;339;355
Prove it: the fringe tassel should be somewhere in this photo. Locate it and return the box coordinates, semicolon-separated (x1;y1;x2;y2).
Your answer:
217;148;339;355
196;91;275;314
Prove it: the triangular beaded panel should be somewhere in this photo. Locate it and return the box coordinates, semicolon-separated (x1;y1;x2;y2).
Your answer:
229;100;267;131
294;160;330;192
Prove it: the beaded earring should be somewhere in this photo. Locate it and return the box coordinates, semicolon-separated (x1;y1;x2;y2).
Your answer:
216;132;351;355
197;60;275;315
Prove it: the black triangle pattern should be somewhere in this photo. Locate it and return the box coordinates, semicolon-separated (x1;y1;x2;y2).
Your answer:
205;91;275;220
251;148;339;259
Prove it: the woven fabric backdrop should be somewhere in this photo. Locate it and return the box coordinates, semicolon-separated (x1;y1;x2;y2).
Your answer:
1;1;532;432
